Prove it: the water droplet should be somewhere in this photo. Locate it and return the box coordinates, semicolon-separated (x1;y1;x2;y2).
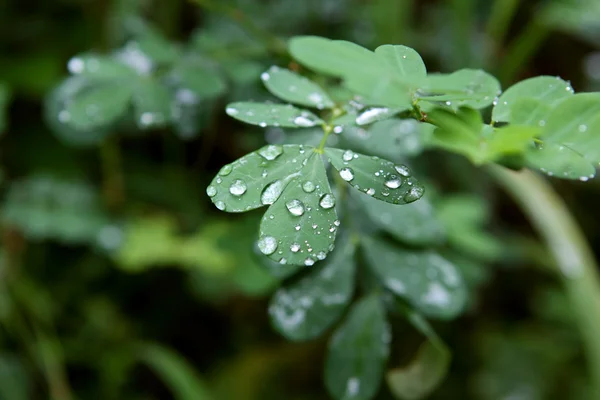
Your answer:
206;186;217;197
279;258;287;264
261;72;270;81
258;144;283;161
346;377;360;397
259;122;267;127
304;258;315;266
316;251;327;260
67;57;85;74
286;199;305;216
334;220;341;227
258;236;277;255
339;168;354;181
293;115;318;127
229;180;247;196
333;126;343;134
342;150;355;162
140;112;155;126
290;243;301;253
215;201;226;210
403;186;424;203
366;188;375;196
445;101;452;106
58;110;71;122
539;120;546;127
579;124;588;132
226;107;239;116
261;180;285;205
394;165;411;176
308;92;324;105
384;177;402;189
319;194;336;209
302;181;315;193
219;164;233;176
356;107;389;125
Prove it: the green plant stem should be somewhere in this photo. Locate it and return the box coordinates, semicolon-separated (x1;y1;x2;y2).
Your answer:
99;136;125;211
485;0;521;49
490;165;600;397
190;0;287;56
498;20;550;84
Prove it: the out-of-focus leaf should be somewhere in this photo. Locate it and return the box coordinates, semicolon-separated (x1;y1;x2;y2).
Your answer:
325;295;390;400
325;148;425;204
167;59;227;99
132;78;171;129
524;142;596;181
269;238;355;341
261;66;334;109
0;355;30;400
137;343;213;400
0;83;10;135
362;237;467;319
225;102;323;128
419;69;501;109
66;53;137;81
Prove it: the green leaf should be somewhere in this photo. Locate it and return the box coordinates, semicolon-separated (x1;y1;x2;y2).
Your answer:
0;356;30;400
325;295;390;400
324;148;425;204
345;74;413;110
66;82;134;131
137;343;213;400
168;61;227;98
341;119;429;159
289;36;379;78
44;77;113;146
541;93;600;165
354;192;445;246
524;142;596;181
258;152;339;265
67;53;137;80
492;76;573;123
362;237;467;319
374;44;427;83
0;83;10;135
269;238;356;341
509;97;552;126
206;144;313;213
134;29;180;65
225;102;323;128
486;125;540;156
387;309;451;400
355;107;403;126
420;69;500;109
261;66;334;109
132;78;171;129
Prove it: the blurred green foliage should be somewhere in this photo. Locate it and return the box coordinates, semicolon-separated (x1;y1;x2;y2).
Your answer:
0;0;600;399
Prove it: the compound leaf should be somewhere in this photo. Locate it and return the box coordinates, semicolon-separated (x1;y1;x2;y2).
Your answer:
325;295;390;400
325;148;425;204
67;53;137;81
269;238;356;341
374;44;427;84
132;78;171;129
225;102;323;128
362;237;467;319
261;66;334;109
66;82;134;130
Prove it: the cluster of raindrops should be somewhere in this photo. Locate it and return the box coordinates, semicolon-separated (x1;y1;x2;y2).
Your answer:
225;103;322;128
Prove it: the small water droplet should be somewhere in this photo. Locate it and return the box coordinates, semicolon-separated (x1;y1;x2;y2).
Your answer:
394;165;411;176
293;115;318;127
366;188;375;196
295;225;301;231
229;179;247;196
302;181;316;193
308;92;324;105
316;251;327;260
579;124;588;132
219;164;233;176
286;199;305;216
226;107;239;116
356;107;389;125
445;101;452;106
206;186;217;197
259;122;267;127
339;168;354;181
334;220;341;226
140;112;155;126
333;126;343;134
403;186;424;203
290;243;301;253
304;258;315;266
58;110;71;122
67;57;85;74
258;236;278;255
258;144;283;161
539;120;546;127
342;150;355;162
319;194;336;209
261;180;285;205
279;258;287;264
261;72;270;81
215;201;226;210
384;177;402;189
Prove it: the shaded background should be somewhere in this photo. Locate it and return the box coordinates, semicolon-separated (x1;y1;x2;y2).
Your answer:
1;0;600;399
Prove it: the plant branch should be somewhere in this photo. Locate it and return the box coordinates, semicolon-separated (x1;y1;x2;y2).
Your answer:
190;0;287;56
490;165;600;398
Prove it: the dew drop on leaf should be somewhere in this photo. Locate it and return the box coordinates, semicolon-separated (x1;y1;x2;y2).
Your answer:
293;115;318;127
366;188;375;196
305;258;315;266
316;251;327;260
342;150;355;162
394;165;411;177
384;177;402;189
261;180;285;205
319;194;336;209
206;186;217;197
339;168;354;181
258;236;278;255
229;179;247;196
286;199;305;216
226;107;239;116
302;181;316;193
290;243;301;253
403;186;424;203
215;201;226;210
219;164;233;176
258;144;284;161
356;107;389;125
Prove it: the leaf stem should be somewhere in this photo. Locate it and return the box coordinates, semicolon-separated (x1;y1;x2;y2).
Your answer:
489;165;600;397
190;0;287;56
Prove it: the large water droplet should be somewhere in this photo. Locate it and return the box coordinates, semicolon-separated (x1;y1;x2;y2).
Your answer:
342;150;355;162
356;107;389;125
286;199;305;216
403;186;424;203
384;177;402;189
215;201;226;210
219;164;233;176
261;180;285;205
302;181;315;193
293;113;319;127
206;186;217;197
258;236;278;255
319;194;336;209
229;180;247;196
339;168;354;181
258;144;283;161
394;165;411;177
